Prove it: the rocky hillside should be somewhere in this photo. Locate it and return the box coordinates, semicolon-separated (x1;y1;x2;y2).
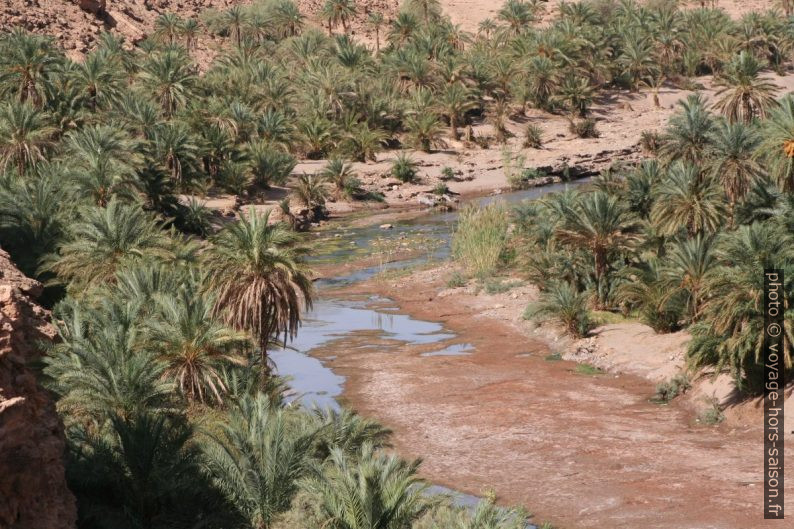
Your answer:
0;0;399;59
0;0;242;57
0;248;75;529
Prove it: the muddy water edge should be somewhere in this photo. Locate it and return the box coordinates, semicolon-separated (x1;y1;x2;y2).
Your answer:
274;177;791;529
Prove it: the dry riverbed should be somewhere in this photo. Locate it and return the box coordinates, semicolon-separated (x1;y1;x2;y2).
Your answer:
311;261;794;529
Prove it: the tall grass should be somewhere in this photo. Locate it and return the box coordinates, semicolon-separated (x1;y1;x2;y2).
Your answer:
451;203;509;278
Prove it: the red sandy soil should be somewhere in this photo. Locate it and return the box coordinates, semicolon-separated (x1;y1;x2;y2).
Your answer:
310;263;793;529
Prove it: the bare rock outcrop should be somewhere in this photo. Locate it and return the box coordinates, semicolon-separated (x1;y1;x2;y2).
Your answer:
0;248;76;529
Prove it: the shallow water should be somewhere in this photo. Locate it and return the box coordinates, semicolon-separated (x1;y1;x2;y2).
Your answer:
313;179;590;287
273;297;460;409
274;178;592;407
272;179;590;519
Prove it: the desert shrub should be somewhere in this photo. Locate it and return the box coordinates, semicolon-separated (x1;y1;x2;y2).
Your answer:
446;271;467;288
574;363;604;375
569;118;599;138
452;203;509;278
248;144;297;187
510;167;548;190
440;166;456;180
640;130;662;154
391;152;418;183
698;398;725;425
433;182;450;196
524;281;593;338
652;374;691;403
481;278;523;294
523;123;543;148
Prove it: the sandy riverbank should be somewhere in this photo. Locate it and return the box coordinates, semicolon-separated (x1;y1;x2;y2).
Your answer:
198;70;794;227
308;260;793;529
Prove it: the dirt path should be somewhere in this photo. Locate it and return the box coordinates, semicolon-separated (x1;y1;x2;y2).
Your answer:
312;267;793;529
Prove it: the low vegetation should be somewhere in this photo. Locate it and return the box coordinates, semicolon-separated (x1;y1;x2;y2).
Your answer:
2;0;794;524
452;203;510;278
513;90;794;393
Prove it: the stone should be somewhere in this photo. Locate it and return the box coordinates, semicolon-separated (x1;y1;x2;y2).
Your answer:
379;224;393;230
77;0;107;15
0;248;76;529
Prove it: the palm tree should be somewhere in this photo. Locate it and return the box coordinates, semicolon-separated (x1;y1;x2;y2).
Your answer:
526;56;558;110
0;163;74;276
257;109;295;150
342;123;386;162
0;101;56;176
405;113;446;152
138;50;196;118
388;12;420;47
309;443;433;529
322;0;358;34
321;158;360;200
641;72;666;108
713;51;779;124
615;259;685;333
757;94;794;192
625;160;661;220
555;191;640;304
71;49;124;110
293;173;330;212
497;0;535;36
154;13;183;46
662;234;717;322
555;75;595;118
180;18;201;51
688;223;794;392
147;286;250;404
219;6;249;47
247;142;296;188
202;393;316;529
650;163;726;237
44;301;173;422
706;120;763;217
406;0;441;24
436;83;475;140
367;12;385;53
65;411;216;528
0;29;57;107
618;36;657;92
270;0;305;38
204;209;313;362
310;407;392;460
661;94;715;164
525;281;593;337
148;122;199;187
46;199;172;287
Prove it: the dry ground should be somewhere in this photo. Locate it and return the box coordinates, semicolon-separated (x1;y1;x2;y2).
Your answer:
310;261;794;529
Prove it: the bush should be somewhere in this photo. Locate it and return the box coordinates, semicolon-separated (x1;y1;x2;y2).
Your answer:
639;130;662;154
446;271;467;288
391;152;418;183
451;203;509;278
523;123;543;148
440;166;456;181
481;278;523;294
652;374;691;403
524;281;593;338
248;144;297;187
574;363;604;375
697;398;725;425
569;118;599;138
509;167;547;190
432;182;450;196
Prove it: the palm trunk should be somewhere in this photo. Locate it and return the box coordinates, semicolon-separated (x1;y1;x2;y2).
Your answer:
450;114;459;140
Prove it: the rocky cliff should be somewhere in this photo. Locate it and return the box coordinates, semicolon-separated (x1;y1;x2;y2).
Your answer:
0;249;76;529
